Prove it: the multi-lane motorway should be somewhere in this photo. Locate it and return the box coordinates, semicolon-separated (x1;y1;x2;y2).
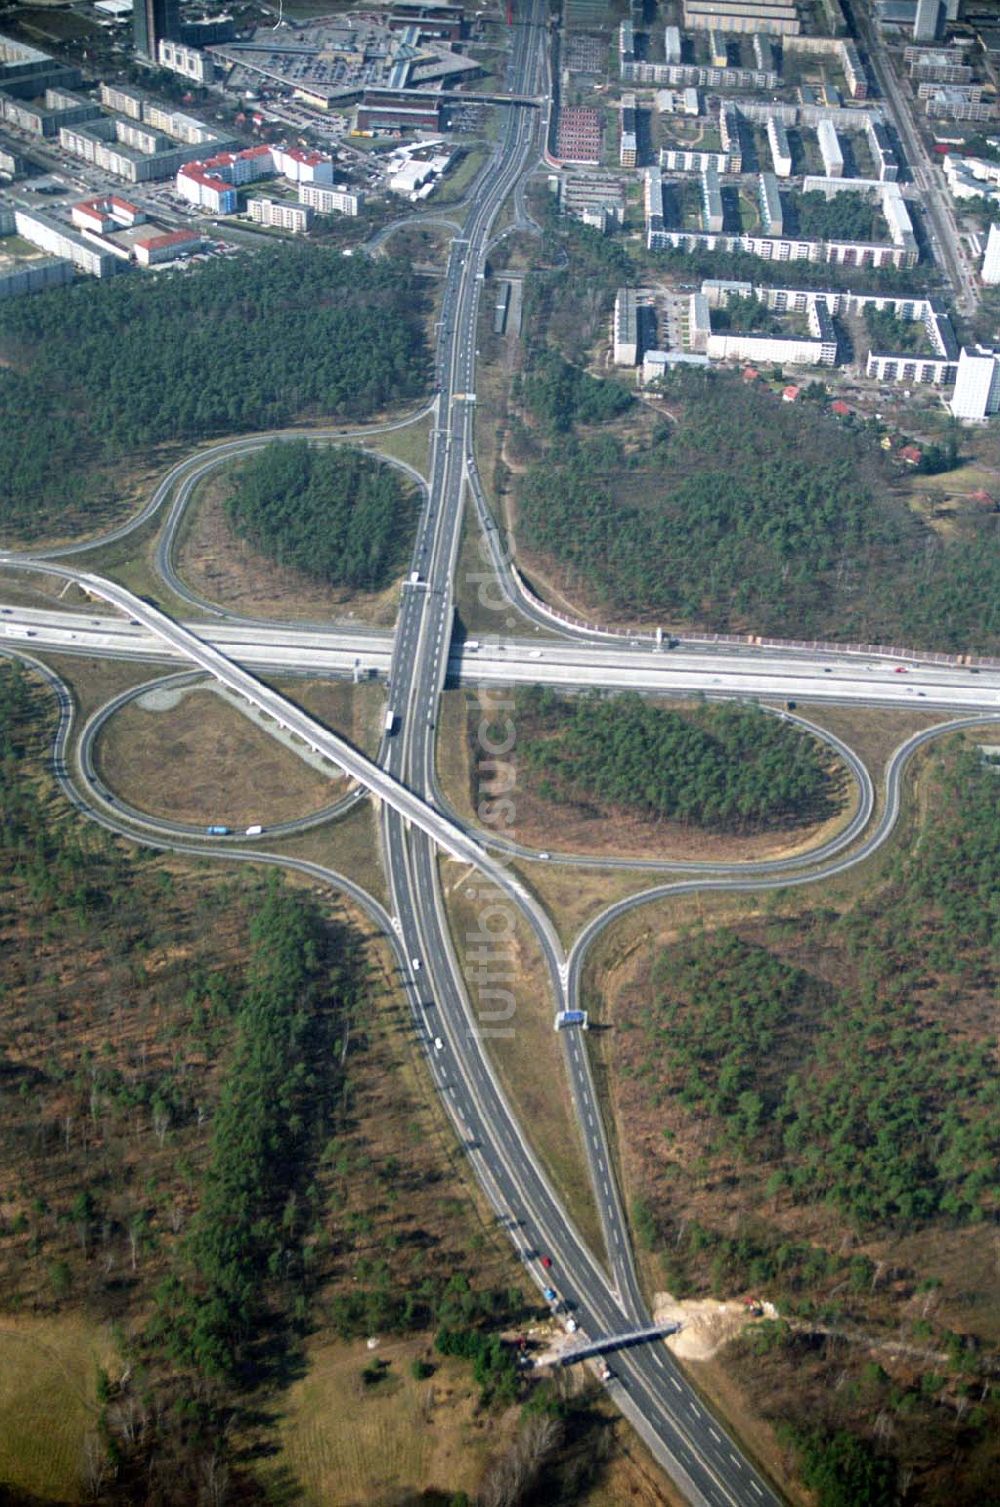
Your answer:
1;8;998;1504
3;604;1000;711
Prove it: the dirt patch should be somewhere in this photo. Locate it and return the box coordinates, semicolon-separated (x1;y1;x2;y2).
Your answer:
95;686;342;826
653;1293;777;1362
177;466;407;626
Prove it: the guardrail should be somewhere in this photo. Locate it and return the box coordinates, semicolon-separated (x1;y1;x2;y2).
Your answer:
508;560;1000;671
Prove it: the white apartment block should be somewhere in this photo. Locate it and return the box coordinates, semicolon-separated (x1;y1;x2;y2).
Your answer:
271;145;333;185
817;118;843;178
719;101;741;172
662;147;734;174
664;25;682;64
298;182;363;216
767;114;792;177
705;292;837;366
248;196;312;233
157;39;215;85
613;287;638;365
982;222;1000;285
951;346;1000;420
12;205;119;276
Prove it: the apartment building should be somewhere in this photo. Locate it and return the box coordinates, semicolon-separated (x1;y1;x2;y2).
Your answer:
298;182;364;215
247;196;313;233
767;115;792;177
950;346;1000;419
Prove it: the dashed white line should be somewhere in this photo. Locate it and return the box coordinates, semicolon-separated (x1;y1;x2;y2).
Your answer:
709;1427;720;1443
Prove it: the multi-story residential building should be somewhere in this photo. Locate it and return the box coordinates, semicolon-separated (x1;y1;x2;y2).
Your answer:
662;147;733;173
620;92;637;167
298;182;364;216
176;163;238;212
613;287;639;365
866;118;898;181
719;100;742;173
913;0;941;42
817;118;843;177
619;20;635;66
701;162;723;232
664;25;682;64
0;254;73;298
644;165;664;232
270;146;334;185
247;196;313;233
767;115;792;177
982;222;1000;284
11;205;119;275
157;39;215;84
759;170;783;234
950;346;1000;419
840;40;869;99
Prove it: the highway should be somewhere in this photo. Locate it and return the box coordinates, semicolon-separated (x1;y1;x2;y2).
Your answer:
3;605;1000;711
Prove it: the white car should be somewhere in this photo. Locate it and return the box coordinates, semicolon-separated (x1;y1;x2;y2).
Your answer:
412;957;422;971
433;1036;444;1052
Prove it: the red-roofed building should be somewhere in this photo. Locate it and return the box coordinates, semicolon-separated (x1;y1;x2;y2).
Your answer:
830;399;852;416
134;228;202;266
71;195;146;235
899;444;923;466
782;384;800;402
741;366;759;381
271;144;334;184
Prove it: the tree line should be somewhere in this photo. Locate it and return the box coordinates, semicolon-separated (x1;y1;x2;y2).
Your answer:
0;245;428;540
634;743;1000;1230
516;363;1000;654
515;686;837;834
226;439;417;592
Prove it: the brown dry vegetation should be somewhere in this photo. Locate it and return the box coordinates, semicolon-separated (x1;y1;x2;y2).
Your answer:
444;687;855;866
94;686;344;827
177;465;406;625
440;860;605;1260
586;740;1000;1507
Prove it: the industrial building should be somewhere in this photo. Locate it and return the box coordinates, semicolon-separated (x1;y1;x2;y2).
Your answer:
299;182;363;216
248;197;313;233
356;91;442;133
559;172;626;229
683;0;802;35
950;346;1000;420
